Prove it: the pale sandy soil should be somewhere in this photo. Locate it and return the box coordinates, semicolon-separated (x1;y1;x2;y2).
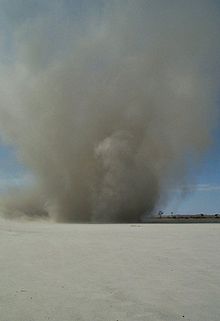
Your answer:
0;220;219;321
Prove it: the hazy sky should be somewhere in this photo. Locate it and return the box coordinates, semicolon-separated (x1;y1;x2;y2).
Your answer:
0;0;219;216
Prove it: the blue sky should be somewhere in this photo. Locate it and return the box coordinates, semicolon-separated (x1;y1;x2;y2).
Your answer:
0;144;30;193
165;125;220;214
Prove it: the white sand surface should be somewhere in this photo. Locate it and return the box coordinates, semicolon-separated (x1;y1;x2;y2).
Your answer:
0;220;219;321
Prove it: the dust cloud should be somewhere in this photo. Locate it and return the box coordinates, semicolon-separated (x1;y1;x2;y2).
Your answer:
0;1;219;222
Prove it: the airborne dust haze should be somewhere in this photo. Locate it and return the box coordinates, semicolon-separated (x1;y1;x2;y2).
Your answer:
0;1;219;222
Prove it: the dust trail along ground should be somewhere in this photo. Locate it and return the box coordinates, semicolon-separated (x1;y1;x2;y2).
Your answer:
0;1;219;221
0;220;219;321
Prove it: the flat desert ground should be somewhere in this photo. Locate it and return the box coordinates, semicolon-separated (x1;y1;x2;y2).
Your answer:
0;220;219;321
